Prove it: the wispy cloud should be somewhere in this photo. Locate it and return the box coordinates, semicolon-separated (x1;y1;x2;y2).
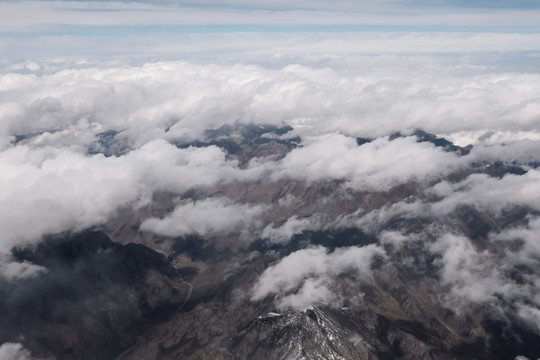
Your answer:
3;1;540;30
3;1;540;61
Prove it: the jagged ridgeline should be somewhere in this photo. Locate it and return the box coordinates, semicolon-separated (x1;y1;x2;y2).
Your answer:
3;123;540;360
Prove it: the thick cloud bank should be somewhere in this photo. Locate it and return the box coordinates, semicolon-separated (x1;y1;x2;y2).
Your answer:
3;61;540;149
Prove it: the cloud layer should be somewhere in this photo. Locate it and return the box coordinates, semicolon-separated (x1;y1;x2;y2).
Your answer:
2;1;540;30
1;57;540;338
3;61;540;146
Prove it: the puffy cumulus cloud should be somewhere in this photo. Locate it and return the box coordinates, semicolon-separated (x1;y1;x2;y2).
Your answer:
430;170;540;215
0;256;46;282
494;216;540;264
470;137;540;165
260;215;322;244
349;166;540;235
251;245;384;310
335;200;428;233
517;304;540;332
0;141;254;254
272;134;465;191
0;343;34;360
278;277;338;310
430;234;515;306
140;197;269;238
379;231;414;247
427;228;540;328
7;61;40;72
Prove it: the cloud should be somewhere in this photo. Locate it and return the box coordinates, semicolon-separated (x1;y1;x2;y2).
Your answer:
272;134;466;191
429;233;513;305
517;305;540;333
7;61;40;72
430;170;540;215
4;1;540;63
278;277;338;310
2;1;540;30
140;197;268;238
423;222;540;333
0;256;46;282
4;61;540;149
0;343;34;360
379;231;414;247
0;140;252;253
260;215;322;244
494;216;540;264
5;33;540;68
250;244;384;309
471;138;540;164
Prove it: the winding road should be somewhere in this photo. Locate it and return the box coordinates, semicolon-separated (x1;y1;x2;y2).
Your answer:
174;265;194;313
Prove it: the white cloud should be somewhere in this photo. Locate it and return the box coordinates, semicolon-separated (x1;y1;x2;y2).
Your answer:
3;61;540;147
0;256;46;282
5;33;540;69
0;141;251;252
0;343;34;360
251;244;384;309
7;61;40;72
517;305;540;332
494;216;540;264
379;231;413;247
2;1;540;29
272;134;465;191
278;277;338;310
430;170;540;215
140;197;268;238
430;233;513;305
471;138;540;164
260;215;322;244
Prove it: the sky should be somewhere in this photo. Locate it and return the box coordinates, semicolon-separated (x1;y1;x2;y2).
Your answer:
2;0;540;65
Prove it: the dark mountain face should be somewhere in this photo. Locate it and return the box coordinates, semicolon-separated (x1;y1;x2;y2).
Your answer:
249;227;378;255
88;130;130;157
412;129;473;156
2;231;189;360
3;126;540;360
173;122;300;165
